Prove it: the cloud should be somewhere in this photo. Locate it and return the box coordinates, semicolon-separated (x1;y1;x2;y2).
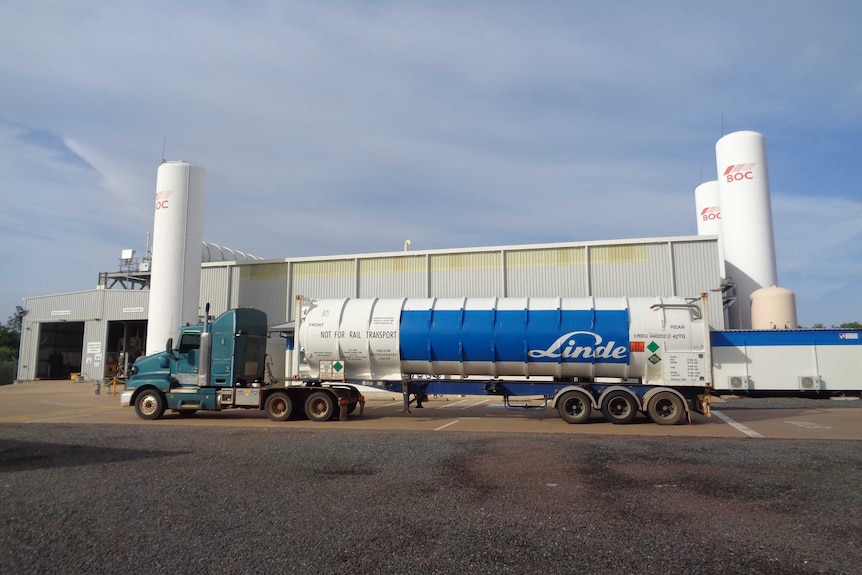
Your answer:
0;1;860;329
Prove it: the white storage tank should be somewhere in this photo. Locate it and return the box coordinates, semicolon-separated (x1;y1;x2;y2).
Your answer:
146;161;206;355
750;285;798;330
694;180;724;277
715;131;778;329
297;296;708;383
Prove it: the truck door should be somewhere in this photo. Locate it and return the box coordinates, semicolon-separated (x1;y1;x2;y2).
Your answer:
175;333;201;385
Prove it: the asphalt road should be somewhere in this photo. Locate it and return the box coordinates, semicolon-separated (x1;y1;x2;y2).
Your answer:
1;382;861;574
1;381;861;440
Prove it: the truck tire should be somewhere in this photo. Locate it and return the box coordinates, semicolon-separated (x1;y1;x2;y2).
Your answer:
265;392;293;421
647;391;685;425
557;390;592;424
305;391;334;422
601;390;637;424
135;389;165;420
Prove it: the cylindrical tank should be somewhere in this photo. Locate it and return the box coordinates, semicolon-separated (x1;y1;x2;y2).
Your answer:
715;131;778;329
694;180;724;277
146;161;206;355
750;285;798;330
297;297;706;382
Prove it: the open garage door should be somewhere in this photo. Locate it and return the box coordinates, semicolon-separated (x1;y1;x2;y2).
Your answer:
37;322;85;379
105;320;147;378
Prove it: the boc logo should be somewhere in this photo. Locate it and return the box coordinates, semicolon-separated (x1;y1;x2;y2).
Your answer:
155;190;174;210
723;163;756;183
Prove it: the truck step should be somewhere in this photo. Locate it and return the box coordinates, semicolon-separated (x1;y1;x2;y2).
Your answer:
504;395;549;409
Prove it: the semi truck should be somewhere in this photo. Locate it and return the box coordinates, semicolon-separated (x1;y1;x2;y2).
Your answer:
120;305;365;422
123;295;862;425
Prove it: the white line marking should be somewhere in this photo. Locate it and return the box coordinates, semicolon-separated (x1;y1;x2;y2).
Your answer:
434;420;460;431
461;399;490;410
370;402;402;410
712;410;764;438
435;399;472;409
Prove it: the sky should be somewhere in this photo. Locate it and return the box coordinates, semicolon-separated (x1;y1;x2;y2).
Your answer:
1;1;860;328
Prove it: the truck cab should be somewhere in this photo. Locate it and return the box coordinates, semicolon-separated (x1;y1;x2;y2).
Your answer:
121;307;364;422
121;307;269;419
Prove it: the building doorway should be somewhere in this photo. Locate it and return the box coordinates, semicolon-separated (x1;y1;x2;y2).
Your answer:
36;322;85;379
105;320;147;378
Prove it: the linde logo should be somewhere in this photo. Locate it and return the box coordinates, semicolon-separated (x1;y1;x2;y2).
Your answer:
723;163;756;183
155;190;174;210
700;206;721;221
528;331;627;360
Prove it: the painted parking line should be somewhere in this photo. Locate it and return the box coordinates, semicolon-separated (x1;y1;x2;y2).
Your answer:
712;410;765;438
369;401;402;410
435;399;472;409
434;420;460;431
460;399;490;410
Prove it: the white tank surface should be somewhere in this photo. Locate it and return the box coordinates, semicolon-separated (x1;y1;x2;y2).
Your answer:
694;180;724;277
146;161;206;355
715;131;778;329
695;180;721;236
296;297;708;384
750;285;798;330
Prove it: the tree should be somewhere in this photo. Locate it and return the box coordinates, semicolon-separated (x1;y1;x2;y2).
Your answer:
0;314;22;361
839;321;862;329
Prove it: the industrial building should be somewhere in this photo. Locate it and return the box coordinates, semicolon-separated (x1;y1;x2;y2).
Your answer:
17;130;787;383
15;235;723;382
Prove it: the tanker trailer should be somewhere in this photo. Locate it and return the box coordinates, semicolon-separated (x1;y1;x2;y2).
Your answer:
291;295;713;425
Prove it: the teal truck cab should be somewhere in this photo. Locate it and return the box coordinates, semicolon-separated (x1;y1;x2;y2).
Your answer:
121;306;364;422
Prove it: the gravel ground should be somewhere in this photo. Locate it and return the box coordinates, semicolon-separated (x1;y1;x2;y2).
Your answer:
0;423;860;575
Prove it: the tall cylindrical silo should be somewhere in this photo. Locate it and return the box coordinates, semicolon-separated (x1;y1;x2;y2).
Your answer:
694;180;724;277
715;131;777;329
146;161;206;355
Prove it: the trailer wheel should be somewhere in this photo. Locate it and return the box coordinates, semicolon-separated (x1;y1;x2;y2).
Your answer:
134;389;165;420
265;392;293;421
305;392;335;422
601;390;637;424
647;392;685;425
557;391;592;424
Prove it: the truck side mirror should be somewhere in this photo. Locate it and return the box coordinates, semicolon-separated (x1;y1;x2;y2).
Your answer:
165;338;173;355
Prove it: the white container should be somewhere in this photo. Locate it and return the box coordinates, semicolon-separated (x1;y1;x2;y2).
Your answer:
296;296;708;384
146;161;206;355
750;285;798;330
715;131;777;328
694;180;724;277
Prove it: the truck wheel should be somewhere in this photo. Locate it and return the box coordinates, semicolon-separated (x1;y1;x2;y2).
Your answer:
135;389;165;420
305;391;334;422
265;392;293;421
647;392;685;425
557;390;592;424
601;390;637;424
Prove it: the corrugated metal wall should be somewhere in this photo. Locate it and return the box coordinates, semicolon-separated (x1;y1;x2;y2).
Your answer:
230;236;723;328
237;263;289;324
505;247;587;297
671;240;724;326
200;266;234;317
358;256;426;298
429;252;501;298
589;243;671;297
292;260;356;300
